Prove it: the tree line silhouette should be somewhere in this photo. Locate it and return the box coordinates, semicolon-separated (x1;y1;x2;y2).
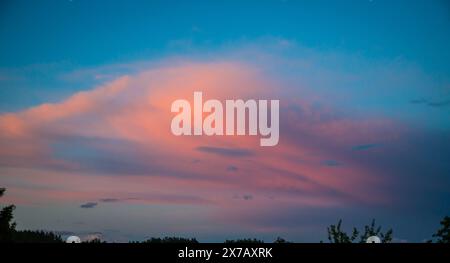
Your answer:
1;187;449;243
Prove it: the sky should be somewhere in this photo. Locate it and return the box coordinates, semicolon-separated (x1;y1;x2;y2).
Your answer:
0;0;449;242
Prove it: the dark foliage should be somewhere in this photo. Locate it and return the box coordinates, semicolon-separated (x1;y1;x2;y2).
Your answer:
0;205;16;242
83;238;106;243
136;237;199;243
225;238;264;243
431;216;450;243
1;187;62;243
12;230;63;243
0;187;16;242
327;219;393;243
274;237;290;243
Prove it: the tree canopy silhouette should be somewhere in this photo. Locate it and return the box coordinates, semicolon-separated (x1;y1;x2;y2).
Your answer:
136;237;199;243
327;219;393;243
0;187;16;242
225;238;264;243
431;216;450;243
0;187;63;243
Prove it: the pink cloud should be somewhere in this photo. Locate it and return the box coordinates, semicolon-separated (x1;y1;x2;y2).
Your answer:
0;60;404;219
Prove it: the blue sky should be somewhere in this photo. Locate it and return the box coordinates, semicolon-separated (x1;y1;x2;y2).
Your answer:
1;0;449;123
1;0;449;70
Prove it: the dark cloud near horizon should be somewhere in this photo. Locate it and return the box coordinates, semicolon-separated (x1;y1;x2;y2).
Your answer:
99;198;120;203
233;194;253;200
242;194;253;200
321;160;342;167
80;202;98;209
352;144;379;151
410;98;450;108
95;194;213;205
226;165;238;172
196;146;253;157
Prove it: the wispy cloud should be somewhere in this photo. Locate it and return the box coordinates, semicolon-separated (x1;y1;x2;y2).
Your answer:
410;98;450;108
196;146;253;157
99;198;120;203
226;165;239;172
321;160;342;167
80;202;98;209
352;144;379;151
233;194;253;201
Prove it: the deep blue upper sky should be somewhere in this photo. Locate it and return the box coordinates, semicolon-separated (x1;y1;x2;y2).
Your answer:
1;0;449;74
2;0;450;128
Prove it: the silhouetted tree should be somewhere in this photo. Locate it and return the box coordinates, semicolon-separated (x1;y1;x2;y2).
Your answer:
431;216;450;243
274;237;290;243
327;219;359;243
0;187;16;242
327;219;392;243
13;230;63;243
137;237;198;243
0;187;63;243
82;238;105;243
359;219;393;243
225;238;264;243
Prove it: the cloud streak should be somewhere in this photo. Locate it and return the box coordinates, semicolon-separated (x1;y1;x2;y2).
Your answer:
80;202;98;209
196;146;253;157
